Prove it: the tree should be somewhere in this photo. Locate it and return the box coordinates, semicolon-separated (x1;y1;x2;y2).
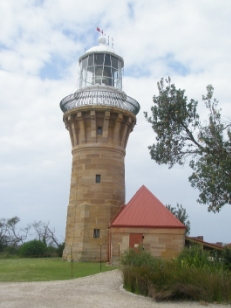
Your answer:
0;216;29;251
166;203;190;235
144;77;231;212
0;219;8;251
0;217;61;253
6;216;29;246
30;221;60;247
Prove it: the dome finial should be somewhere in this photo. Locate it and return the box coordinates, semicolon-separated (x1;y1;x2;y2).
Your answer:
98;35;107;45
96;27;107;45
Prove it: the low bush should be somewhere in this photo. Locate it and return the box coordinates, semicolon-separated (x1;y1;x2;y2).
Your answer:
120;247;161;268
177;245;212;268
1;241;65;258
0;246;19;258
120;247;231;303
19;240;47;257
56;242;65;257
45;246;59;257
222;246;231;270
121;248;167;296
44;243;65;257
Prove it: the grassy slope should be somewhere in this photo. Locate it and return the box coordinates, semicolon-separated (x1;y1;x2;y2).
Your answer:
0;258;117;282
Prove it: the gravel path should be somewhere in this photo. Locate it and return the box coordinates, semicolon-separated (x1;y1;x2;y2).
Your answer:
0;270;229;308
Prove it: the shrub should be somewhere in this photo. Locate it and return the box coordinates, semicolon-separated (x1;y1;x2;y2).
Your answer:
120;247;231;303
176;245;215;269
0;246;19;258
56;242;65;257
120;248;166;296
120;247;157;267
4;246;18;255
44;243;64;257
222;246;231;270
45;246;59;257
19;240;47;257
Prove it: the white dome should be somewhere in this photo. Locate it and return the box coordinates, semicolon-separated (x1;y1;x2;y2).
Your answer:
86;35;114;54
98;35;107;45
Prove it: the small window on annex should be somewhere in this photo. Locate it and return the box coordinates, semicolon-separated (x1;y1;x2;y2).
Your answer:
93;229;100;238
97;127;102;135
96;174;101;183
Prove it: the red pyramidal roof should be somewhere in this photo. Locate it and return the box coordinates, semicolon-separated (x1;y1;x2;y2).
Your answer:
111;185;185;229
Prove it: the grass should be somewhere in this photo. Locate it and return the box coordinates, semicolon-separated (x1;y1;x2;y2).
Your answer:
0;258;117;282
120;247;231;304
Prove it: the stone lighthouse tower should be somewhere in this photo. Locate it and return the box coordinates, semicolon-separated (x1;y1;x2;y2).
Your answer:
60;34;140;261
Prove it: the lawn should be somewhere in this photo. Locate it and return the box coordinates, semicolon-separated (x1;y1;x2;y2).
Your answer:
0;258;117;282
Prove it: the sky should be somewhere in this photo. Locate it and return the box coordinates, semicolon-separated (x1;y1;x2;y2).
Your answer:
1;0;231;245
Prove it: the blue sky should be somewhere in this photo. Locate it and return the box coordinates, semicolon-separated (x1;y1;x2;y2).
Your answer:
1;0;231;244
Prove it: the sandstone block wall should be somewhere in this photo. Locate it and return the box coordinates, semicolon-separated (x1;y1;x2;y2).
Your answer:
110;227;185;264
62;106;136;261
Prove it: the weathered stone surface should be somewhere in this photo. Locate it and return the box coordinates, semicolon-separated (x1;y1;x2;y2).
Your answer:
110;227;185;264
62;106;136;261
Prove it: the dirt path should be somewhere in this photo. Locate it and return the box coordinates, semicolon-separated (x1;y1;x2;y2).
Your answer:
0;270;229;308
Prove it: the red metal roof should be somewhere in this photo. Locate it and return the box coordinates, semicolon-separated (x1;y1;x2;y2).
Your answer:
111;185;185;228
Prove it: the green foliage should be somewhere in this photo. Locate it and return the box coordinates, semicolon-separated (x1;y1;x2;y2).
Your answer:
120;247;159;267
0;258;117;282
45;246;59;257
3;246;18;256
7;216;20;227
222;246;231;270
166;203;190;235
0;240;7;253
144;78;231;212
120;248;231;303
19;240;47;257
1;216;63;255
176;245;217;269
144;77;201;167
0;216;30;252
0;246;19;258
56;242;65;257
0;217;21;250
120;248;165;296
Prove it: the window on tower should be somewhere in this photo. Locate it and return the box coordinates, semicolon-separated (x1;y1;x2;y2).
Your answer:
93;229;100;238
97;127;102;135
96;174;101;183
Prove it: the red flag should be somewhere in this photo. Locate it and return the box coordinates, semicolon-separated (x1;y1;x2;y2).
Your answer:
96;27;106;35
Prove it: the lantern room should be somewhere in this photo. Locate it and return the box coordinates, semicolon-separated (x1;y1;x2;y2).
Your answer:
78;36;124;90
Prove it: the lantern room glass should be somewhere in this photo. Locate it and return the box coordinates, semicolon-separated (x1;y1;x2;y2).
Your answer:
79;53;123;90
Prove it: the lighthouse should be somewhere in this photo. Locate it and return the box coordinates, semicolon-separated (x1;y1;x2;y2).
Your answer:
60;34;140;261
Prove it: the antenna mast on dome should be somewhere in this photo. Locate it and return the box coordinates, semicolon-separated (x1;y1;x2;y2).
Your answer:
96;27;114;48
